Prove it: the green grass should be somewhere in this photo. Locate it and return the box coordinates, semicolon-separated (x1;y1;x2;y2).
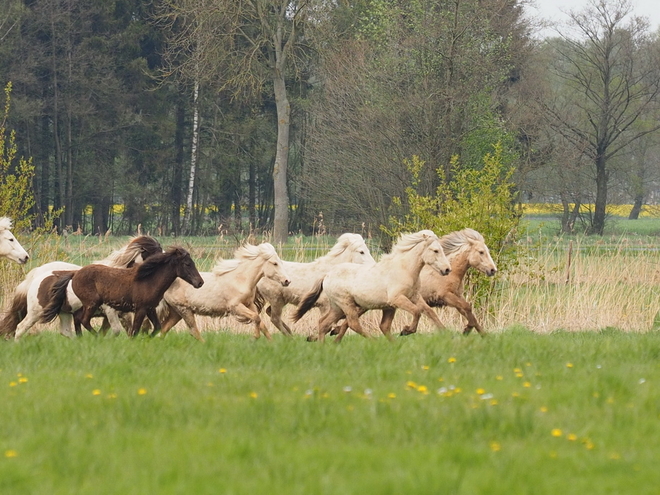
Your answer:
2;330;660;494
523;216;660;237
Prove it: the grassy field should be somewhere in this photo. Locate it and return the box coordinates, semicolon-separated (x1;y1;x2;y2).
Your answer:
2;330;660;494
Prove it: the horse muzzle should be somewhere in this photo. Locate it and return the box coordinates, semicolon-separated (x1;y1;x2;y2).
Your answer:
281;279;291;287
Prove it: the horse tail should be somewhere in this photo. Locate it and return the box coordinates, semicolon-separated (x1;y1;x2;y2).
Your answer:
253;288;265;314
41;272;75;324
0;286;29;337
293;279;325;322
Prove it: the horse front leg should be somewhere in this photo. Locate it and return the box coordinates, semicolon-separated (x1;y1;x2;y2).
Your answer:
146;308;161;335
267;302;293;336
378;308;396;342
232;303;271;341
129;309;148;337
100;306;125;336
314;306;345;343
175;307;204;342
441;292;484;336
341;303;370;342
157;303;183;337
79;305;101;336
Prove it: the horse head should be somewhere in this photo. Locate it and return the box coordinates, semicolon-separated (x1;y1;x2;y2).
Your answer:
422;235;451;276
260;243;291;287
467;237;497;276
171;247;204;288
0;217;29;265
347;235;375;265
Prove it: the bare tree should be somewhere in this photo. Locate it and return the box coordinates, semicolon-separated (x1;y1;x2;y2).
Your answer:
545;0;660;234
159;0;312;244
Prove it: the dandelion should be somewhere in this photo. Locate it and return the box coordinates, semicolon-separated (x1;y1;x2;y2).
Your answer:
437;377;444;382
523;382;531;388
448;357;456;364
388;393;396;399
525;362;532;367
489;441;501;452
417;385;428;394
515;372;524;378
9;382;17;387
249;392;258;399
512;392;520;398
422;365;429;371
513;368;522;373
406;381;417;389
218;368;227;374
540;406;548;413
585;441;595;450
107;393;117;399
476;388;486;395
18;377;28;384
490;399;498;406
496;375;503;381
137;388;147;395
551;429;562;437
4;450;18;458
567;433;577;441
85;374;94;379
566;363;574;368
92;389;101;396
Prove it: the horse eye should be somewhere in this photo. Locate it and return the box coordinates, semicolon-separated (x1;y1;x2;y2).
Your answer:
359;250;364;254
9;238;13;242
479;251;484;255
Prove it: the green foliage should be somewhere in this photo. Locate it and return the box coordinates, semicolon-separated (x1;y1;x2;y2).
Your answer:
0;83;34;231
385;142;520;304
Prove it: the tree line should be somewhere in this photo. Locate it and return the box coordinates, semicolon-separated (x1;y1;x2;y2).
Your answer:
1;0;659;241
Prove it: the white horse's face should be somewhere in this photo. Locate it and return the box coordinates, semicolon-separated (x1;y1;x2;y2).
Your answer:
0;228;29;264
348;241;375;264
423;238;451;276
467;239;497;276
263;254;291;287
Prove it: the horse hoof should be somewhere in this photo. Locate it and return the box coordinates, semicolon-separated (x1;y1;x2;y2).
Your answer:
329;327;339;336
399;329;415;337
306;335;318;342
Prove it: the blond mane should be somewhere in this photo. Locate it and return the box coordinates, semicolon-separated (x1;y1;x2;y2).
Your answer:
212;242;277;276
0;217;13;231
381;230;438;262
316;233;366;262
440;228;484;255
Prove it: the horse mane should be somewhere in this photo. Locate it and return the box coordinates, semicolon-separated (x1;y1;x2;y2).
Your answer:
0;217;13;231
96;236;163;267
441;228;484;256
316;233;365;261
380;230;437;262
212;243;277;276
135;246;188;281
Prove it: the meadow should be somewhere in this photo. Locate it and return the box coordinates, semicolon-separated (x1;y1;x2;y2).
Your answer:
2;215;660;493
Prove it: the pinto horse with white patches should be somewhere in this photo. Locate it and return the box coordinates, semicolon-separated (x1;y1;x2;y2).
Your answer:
158;243;291;341
294;230;451;342
37;247;203;339
0;236;163;339
0;217;29;265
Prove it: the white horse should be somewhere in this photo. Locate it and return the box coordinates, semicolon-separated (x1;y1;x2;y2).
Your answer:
0;217;29;264
294;230;451;342
157;243;292;341
256;233;375;336
1;236;163;339
401;228;497;336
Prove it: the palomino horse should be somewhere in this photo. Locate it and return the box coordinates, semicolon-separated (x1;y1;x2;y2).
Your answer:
157;243;291;341
256;233;374;336
294;230;451;342
400;228;497;336
0;236;163;339
36;247;203;339
0;217;29;264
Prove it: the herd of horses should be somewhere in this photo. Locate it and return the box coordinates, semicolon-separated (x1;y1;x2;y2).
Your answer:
0;216;498;342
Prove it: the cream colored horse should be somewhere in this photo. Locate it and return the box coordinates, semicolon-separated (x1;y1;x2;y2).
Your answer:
294;230;450;342
401;228;497;336
158;243;291;341
256;233;375;335
0;217;29;264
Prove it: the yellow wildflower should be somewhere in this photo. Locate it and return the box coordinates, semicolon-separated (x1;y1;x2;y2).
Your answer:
388;393;396;399
567;433;577;441
137;388;147;395
92;389;101;396
249;392;258;399
551;429;562;437
218;368;227;374
448;357;456;363
18;377;28;384
4;450;18;458
523;382;531;388
489;441;501;452
476;388;486;395
566;363;574;368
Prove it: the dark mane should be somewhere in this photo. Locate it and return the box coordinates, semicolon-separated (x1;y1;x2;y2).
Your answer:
135;246;189;282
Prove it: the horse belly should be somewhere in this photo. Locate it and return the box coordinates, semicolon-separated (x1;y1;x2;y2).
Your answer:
66;284;83;313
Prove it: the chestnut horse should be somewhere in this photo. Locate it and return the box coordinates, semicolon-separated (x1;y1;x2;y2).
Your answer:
36;247;203;339
158;243;291;341
400;228;497;336
0;236;163;339
0;217;29;264
294;230;451;342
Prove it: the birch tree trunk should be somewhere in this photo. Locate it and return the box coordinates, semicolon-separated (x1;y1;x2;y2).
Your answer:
183;79;200;234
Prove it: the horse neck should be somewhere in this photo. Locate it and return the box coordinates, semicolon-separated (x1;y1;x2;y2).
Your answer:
232;256;268;286
448;249;470;280
395;243;428;280
138;264;179;299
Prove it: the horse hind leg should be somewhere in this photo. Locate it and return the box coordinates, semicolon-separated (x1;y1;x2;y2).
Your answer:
57;313;76;338
378;308;396;342
267;303;293;336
